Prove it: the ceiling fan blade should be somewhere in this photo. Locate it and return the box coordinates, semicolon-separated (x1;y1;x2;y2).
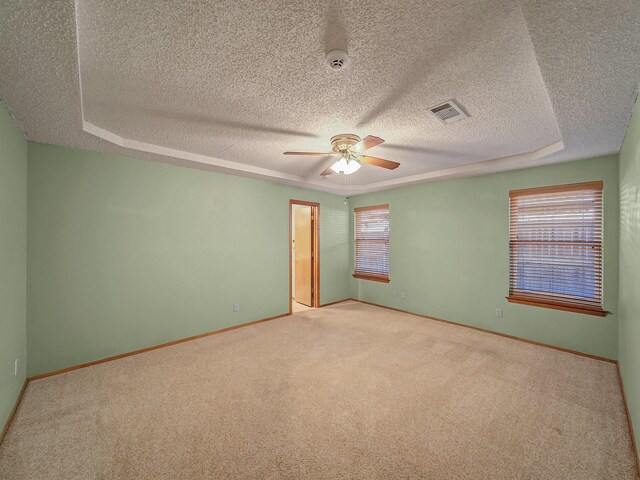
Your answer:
351;135;384;153
320;166;335;176
359;155;400;170
284;151;333;156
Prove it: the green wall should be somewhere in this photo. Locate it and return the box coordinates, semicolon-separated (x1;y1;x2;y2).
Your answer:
27;143;350;376
19;135;631;393
0;103;27;429
619;98;640;457
349;156;619;359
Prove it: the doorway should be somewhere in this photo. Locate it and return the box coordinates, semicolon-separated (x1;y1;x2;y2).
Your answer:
289;200;319;313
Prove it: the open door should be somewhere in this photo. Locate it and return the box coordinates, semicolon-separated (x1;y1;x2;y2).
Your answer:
289;200;319;313
294;207;313;306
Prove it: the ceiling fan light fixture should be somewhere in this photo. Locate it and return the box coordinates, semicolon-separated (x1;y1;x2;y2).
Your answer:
330;157;361;175
284;134;399;176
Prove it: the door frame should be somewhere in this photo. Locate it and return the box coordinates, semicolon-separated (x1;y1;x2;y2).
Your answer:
289;200;320;313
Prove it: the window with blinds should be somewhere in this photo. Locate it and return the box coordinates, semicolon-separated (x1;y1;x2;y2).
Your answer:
507;181;605;316
354;205;390;283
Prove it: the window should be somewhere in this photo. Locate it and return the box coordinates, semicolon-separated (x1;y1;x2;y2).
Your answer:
507;181;605;316
354;205;390;283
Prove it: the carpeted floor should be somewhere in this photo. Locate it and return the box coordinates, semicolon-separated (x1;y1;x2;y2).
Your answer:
292;301;313;313
0;301;637;479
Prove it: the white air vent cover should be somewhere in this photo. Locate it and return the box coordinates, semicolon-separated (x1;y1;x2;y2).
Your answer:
429;100;469;124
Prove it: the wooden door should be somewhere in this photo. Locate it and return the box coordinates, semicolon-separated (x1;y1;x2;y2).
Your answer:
294;207;313;306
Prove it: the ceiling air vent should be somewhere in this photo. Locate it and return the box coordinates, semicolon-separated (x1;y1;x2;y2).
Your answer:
428;100;469;125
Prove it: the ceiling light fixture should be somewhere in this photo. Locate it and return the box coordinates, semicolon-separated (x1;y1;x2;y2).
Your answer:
330;156;361;175
284;134;400;177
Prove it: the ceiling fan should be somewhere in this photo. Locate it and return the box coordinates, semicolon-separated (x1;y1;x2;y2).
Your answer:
284;134;400;176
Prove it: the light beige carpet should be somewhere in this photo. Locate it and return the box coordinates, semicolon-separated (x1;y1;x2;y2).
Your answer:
292;301;313;313
0;301;637;479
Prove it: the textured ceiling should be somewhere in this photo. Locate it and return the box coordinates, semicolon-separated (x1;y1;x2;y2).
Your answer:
0;0;638;194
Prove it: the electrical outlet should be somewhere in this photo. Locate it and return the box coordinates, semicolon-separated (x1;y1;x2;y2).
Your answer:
14;359;18;376
400;291;406;299
392;289;396;297
233;303;239;312
496;308;503;317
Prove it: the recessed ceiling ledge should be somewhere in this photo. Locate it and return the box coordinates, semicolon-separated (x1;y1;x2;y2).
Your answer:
83;120;563;196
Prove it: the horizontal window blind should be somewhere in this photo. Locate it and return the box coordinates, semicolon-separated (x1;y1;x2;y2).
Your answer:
508;181;603;313
354;205;389;280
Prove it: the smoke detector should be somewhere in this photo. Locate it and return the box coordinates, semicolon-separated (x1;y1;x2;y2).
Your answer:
428;100;469;125
327;50;349;71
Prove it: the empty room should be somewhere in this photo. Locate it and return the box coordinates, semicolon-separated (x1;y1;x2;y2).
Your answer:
1;0;640;478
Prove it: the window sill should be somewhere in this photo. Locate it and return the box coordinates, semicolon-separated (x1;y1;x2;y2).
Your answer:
506;296;607;317
353;273;390;283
